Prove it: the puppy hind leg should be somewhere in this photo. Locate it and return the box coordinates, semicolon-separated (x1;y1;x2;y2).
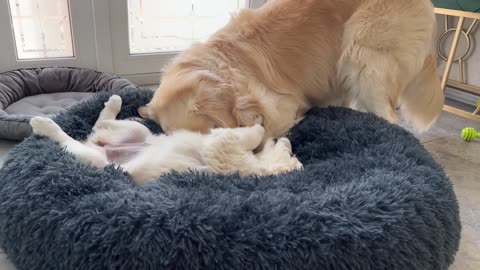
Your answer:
30;116;108;168
93;95;122;130
227;124;265;151
30;116;72;143
211;124;265;152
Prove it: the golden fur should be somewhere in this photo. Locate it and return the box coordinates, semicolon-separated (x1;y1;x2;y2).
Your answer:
140;0;444;139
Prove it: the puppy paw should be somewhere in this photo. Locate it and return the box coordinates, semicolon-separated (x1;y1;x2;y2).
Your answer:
251;124;265;137
30;117;61;137
267;156;303;175
263;138;276;151
275;137;292;153
104;95;122;113
291;157;303;170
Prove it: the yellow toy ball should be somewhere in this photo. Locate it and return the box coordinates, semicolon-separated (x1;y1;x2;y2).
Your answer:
461;127;479;142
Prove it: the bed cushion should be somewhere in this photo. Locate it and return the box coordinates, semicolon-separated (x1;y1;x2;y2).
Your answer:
0;67;136;140
0;88;461;270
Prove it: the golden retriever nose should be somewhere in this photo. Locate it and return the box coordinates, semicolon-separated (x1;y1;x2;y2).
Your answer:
138;106;150;119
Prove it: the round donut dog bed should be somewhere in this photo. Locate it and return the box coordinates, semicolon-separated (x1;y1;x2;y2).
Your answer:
0;89;460;270
0;67;136;140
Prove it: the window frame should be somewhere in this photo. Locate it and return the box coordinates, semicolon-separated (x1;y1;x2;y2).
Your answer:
0;0;99;72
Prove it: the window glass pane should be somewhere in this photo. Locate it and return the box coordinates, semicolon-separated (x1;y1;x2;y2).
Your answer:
128;0;248;54
8;0;74;60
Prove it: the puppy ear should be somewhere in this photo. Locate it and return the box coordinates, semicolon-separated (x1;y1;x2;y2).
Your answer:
233;95;264;127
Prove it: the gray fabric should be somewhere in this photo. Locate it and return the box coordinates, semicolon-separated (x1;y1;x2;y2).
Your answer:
1;93;95;140
5;92;94;116
0;67;136;140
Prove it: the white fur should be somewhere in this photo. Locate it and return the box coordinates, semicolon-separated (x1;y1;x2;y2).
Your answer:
30;95;302;185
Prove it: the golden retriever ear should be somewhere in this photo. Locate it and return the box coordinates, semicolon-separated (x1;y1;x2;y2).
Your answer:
233;95;264;127
193;83;237;128
193;70;224;83
190;103;200;114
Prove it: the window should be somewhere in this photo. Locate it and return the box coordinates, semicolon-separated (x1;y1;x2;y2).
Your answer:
128;0;248;54
0;0;97;71
8;0;74;60
0;0;266;84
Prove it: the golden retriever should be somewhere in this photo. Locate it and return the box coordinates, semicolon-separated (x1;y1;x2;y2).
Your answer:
30;95;302;185
139;0;444;140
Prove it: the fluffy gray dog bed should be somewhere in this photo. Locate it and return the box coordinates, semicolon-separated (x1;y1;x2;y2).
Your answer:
0;89;460;270
0;67;136;140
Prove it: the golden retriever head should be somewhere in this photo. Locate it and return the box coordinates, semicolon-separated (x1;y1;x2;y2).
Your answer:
139;52;264;134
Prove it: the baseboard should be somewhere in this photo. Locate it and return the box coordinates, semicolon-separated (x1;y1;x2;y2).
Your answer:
123;73;478;109
122;73;161;86
444;87;479;107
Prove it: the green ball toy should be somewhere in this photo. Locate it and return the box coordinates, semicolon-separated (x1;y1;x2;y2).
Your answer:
461;127;480;142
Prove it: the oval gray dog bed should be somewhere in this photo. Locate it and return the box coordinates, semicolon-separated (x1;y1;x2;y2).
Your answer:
0;67;136;140
0;89;460;270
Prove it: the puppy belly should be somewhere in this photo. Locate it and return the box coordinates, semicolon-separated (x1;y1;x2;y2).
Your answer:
104;143;149;164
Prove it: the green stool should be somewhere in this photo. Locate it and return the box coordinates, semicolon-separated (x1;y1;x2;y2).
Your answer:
432;0;480;121
433;0;480;12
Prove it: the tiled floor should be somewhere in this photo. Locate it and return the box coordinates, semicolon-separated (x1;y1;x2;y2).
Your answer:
415;113;480;270
0;111;478;269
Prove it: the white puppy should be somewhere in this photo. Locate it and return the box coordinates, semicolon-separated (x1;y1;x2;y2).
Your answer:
30;95;302;185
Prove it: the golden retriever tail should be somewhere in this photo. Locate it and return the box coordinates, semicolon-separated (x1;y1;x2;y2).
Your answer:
400;53;444;132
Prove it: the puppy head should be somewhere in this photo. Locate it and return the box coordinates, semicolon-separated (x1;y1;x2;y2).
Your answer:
139;60;264;134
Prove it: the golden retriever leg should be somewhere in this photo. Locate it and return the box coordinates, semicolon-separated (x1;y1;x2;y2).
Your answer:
399;53;444;131
338;0;437;125
338;48;400;123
